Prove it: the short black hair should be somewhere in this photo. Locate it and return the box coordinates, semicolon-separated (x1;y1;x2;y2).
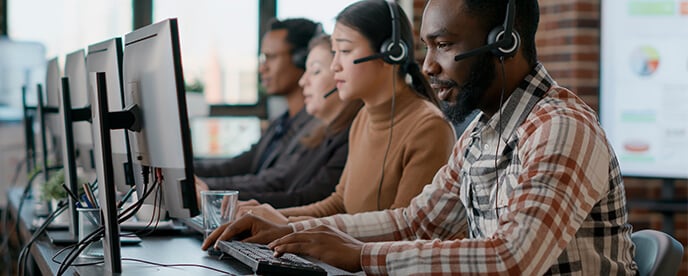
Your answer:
464;0;540;65
266;17;320;58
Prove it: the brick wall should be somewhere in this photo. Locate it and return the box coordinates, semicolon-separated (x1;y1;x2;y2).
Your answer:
410;0;687;274
538;1;600;110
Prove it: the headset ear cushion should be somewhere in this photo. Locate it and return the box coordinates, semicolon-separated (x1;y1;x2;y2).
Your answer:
487;26;520;58
487;26;504;46
292;48;308;70
380;38;409;65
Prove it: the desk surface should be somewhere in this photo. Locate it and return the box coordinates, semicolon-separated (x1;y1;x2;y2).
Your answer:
8;187;253;275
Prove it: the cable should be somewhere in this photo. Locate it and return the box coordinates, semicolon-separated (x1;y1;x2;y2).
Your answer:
57;168;158;275
122;166;156;237
131;168;163;237
57;174;143;274
377;64;397;210
130;173;164;237
0;168;38;255
1;205;8;276
494;57;507;217
5;169;43;254
0;168;41;276
1;201;13;276
17;199;68;276
51;244;104;266
10;156;27;187
53;249;235;274
121;257;235;275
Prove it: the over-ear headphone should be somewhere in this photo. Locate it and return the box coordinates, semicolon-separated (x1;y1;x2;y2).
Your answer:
292;23;324;70
353;0;409;65
454;0;520;61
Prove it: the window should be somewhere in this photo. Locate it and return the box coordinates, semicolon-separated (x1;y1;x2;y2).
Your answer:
8;0;131;61
6;0;131;120
154;0;259;105
277;0;360;34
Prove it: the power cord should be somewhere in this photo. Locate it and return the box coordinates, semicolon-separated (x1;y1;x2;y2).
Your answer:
0;168;41;276
494;57;507;218
376;64;397;210
17;198;68;276
121;257;235;275
2;169;43;255
18;178;99;275
56;167;159;275
129;173;164;237
5;155;27;266
9;156;27;187
52;250;235;275
51;244;103;266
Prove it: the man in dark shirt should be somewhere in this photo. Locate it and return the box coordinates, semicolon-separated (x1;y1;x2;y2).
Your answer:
194;18;321;191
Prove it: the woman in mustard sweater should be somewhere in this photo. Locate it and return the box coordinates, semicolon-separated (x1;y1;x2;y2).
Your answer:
238;2;455;223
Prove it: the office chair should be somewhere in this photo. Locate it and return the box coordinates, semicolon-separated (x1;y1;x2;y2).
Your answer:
632;229;685;276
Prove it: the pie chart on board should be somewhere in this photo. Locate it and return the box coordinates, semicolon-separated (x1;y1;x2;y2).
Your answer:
623;140;650;153
630;46;660;76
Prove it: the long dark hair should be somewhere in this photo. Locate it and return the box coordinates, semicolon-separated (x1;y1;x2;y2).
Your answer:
301;35;364;148
335;0;439;107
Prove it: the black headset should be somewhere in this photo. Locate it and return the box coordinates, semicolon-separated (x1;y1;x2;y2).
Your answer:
292;23;324;70
353;0;409;65
454;0;520;61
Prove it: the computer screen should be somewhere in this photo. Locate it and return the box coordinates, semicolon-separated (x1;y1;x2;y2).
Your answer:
58;49;96;242
123;18;198;219
191;116;262;159
40;57;63;173
64;49;96;173
600;1;688;179
86;38;133;192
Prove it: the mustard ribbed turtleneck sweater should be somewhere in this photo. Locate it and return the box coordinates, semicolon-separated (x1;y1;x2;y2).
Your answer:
281;88;456;220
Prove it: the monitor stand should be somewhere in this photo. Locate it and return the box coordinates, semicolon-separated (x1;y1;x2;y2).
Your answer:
47;230;78;245
47;229;142;245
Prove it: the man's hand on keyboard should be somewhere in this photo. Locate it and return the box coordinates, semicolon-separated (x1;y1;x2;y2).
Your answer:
268;224;363;273
201;212;293;251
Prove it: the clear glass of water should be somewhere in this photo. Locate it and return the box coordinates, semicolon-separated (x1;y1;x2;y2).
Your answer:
200;190;239;239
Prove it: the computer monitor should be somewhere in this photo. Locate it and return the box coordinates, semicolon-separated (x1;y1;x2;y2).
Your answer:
123;18;198;219
56;49;98;242
38;58;63;182
86;38;133;193
63;50;95;173
87;18;198;272
22;86;38;172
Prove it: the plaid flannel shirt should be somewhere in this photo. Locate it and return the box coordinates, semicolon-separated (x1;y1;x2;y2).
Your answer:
291;64;637;275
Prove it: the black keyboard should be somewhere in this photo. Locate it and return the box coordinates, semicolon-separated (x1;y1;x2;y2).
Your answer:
217;240;327;276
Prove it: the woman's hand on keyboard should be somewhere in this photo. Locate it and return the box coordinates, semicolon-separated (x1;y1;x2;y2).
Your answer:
201;212;293;251
237;201;289;225
268;224;363;273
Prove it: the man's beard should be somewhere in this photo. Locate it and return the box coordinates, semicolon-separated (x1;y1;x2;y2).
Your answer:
441;53;496;124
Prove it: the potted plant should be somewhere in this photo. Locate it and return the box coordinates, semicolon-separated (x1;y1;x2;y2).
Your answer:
40;169;85;221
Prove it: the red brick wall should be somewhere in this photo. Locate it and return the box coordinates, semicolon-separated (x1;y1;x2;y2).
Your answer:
410;0;687;274
538;0;600;110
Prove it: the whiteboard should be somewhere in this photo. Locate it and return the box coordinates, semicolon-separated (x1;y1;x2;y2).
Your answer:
600;1;688;179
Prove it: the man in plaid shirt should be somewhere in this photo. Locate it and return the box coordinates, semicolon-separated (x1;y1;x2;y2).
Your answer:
203;0;637;274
